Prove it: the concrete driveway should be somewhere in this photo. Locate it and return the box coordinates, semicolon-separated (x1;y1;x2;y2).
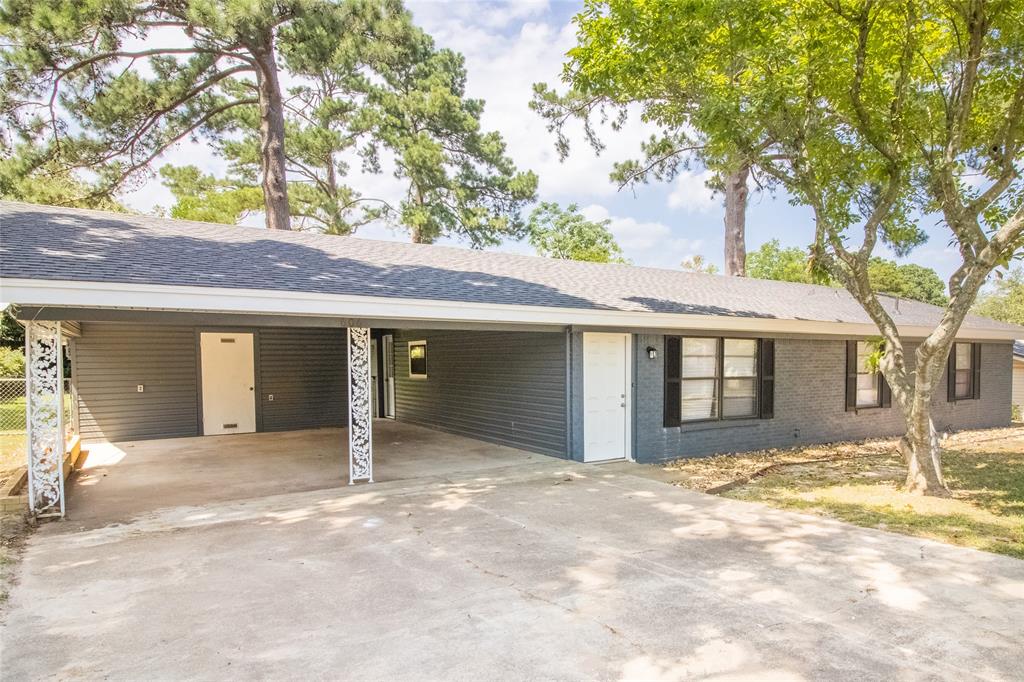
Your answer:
3;458;1023;681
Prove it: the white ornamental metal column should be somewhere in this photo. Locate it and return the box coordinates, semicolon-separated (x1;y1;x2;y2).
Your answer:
347;327;373;484
25;321;66;517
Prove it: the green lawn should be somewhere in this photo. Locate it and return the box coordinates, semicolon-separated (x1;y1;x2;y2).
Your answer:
0;391;72;474
0;396;25;431
664;427;1024;559
0;432;26;473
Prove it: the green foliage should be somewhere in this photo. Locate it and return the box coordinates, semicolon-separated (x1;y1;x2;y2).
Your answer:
0;309;24;350
363;30;537;246
0;348;24;377
556;0;1022;292
747;240;815;284
159;166;263;225
867;259;948;307
973;269;1024;326
679;255;718;275
527;202;624;263
0;144;124;209
748;241;948;305
0;0;413;228
159;6;536;244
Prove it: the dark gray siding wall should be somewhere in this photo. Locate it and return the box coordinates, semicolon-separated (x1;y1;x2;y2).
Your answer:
633;335;1012;462
392;330;568;457
73;322;199;442
258;328;346;431
73;322;348;442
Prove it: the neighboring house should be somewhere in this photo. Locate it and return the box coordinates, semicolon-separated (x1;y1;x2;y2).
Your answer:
1;201;1020;515
1014;341;1024;418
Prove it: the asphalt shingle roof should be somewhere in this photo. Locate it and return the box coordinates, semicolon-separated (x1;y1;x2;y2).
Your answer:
0;201;1019;334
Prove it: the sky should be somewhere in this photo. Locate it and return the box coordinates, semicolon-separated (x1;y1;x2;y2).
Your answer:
119;0;967;282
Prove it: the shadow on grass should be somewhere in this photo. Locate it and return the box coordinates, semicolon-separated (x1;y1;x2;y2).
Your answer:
720;447;1024;560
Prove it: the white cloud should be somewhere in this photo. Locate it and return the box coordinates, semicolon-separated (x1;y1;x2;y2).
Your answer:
581;204;703;269
408;4;658;201
667;170;717;213
409;0;550;30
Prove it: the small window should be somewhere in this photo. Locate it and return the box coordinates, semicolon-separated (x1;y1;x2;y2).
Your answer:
855;341;881;408
954;342;973;399
408;340;427;378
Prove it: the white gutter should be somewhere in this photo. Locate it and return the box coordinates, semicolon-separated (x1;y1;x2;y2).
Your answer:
0;277;1019;340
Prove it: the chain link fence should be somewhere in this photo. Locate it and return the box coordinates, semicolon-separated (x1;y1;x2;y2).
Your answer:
0;377;74;471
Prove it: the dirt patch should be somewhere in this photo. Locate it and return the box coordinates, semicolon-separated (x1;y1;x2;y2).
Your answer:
0;511;33;617
661;425;1024;558
662;437;898;492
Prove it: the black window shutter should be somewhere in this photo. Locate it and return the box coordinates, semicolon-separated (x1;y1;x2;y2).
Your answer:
971;343;982;399
880;374;892;408
664;337;681;427
758;339;775;419
845;341;858;411
947;347;957;402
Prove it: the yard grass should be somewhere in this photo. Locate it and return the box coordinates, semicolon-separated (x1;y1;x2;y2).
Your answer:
663;426;1024;559
0;433;26;474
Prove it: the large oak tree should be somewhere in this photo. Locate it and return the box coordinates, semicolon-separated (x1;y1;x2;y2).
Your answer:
606;0;1022;495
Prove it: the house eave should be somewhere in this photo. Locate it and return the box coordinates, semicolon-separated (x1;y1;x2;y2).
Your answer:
2;277;1020;340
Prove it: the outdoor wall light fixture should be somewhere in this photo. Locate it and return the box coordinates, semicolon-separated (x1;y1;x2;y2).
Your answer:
646;346;658;360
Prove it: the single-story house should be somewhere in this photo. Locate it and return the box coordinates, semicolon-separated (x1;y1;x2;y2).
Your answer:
1014;341;1024;417
1;201;1019;517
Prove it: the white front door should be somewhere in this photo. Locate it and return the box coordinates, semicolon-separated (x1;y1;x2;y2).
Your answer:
583;332;631;462
200;332;256;435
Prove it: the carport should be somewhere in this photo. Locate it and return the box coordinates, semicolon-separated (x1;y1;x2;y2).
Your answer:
17;313;570;519
66;421;543;525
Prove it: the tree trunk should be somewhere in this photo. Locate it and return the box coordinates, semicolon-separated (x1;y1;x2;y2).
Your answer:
723;164;749;277
252;33;290;231
898;395;949;496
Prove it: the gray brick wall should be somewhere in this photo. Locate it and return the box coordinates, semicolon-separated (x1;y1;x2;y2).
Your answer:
632;335;1011;463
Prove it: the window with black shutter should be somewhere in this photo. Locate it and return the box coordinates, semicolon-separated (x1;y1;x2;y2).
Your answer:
947;342;981;401
663;335;774;426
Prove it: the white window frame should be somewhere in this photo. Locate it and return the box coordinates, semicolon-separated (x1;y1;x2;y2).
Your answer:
408;340;428;379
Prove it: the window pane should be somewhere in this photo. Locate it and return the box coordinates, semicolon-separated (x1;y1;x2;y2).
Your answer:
723;339;757;377
955;342;972;367
856;373;879;407
681;379;718;420
855;341;880;406
723;378;757;417
409;343;427;376
856;341;874;373
955;368;971;399
682;338;718;377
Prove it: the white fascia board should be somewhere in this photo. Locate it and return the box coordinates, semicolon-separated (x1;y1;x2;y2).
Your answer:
1;277;1020;340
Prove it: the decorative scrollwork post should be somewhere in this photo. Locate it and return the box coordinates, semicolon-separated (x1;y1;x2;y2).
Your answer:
25;321;66;517
347;327;373;484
